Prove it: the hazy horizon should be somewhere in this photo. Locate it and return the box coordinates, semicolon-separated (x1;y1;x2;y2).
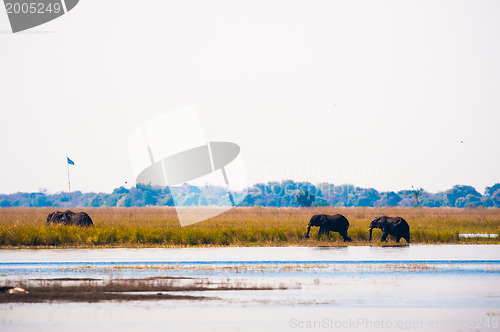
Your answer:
0;178;497;196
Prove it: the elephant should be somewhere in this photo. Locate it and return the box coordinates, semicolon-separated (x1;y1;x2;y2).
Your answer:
306;214;352;242
368;216;410;243
46;210;93;227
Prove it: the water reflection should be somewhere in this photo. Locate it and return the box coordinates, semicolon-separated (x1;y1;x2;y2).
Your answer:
313;246;349;251
1;244;498;263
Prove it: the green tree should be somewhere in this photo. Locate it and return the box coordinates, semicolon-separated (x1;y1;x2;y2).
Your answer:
295;190;315;207
113;186;130;195
376;191;402;207
0;199;11;207
485;183;500;196
89;195;103;207
489;189;500;208
312;198;328;207
455;194;482;208
412;188;422;207
445;185;481;207
142;191;158;206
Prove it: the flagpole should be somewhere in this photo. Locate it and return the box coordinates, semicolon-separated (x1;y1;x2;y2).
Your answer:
67;160;71;193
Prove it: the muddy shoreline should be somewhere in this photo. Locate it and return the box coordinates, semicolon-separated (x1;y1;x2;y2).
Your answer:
0;276;279;303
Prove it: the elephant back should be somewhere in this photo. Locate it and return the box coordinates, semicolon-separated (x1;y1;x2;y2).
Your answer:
46;211;64;224
75;212;93;226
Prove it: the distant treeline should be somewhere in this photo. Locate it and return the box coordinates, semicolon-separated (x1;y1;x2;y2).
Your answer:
0;181;499;208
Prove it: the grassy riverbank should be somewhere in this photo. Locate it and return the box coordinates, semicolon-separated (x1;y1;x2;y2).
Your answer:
0;207;498;247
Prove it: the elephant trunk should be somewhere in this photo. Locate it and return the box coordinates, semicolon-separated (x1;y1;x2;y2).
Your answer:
368;228;373;241
306;225;311;239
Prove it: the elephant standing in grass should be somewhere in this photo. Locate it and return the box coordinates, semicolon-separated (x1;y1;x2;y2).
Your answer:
46;210;93;227
306;214;352;242
368;216;410;243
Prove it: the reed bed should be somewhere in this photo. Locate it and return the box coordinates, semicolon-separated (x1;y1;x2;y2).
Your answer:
0;207;498;247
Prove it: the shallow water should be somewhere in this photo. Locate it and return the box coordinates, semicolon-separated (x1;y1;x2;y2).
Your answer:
1;245;499;331
2;244;499;263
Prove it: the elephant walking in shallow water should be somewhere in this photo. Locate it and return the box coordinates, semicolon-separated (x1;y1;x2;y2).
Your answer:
306;214;352;242
46;210;93;227
368;216;410;243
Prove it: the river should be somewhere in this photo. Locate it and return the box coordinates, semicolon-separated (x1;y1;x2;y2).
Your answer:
1;245;499;331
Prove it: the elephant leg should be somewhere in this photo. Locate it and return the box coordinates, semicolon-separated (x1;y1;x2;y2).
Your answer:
396;236;401;243
318;226;324;238
380;233;388;242
404;234;410;243
306;226;311;239
341;232;352;242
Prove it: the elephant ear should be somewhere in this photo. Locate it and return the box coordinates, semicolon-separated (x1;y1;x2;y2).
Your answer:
320;215;327;221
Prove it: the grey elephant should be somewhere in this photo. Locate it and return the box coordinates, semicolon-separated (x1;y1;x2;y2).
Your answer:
306;214;352;242
368;216;410;243
46;210;93;227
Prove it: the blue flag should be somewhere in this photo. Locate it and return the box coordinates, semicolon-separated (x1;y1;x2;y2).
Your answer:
67;157;75;165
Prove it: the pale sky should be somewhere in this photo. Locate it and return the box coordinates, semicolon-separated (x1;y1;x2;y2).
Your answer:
0;0;499;194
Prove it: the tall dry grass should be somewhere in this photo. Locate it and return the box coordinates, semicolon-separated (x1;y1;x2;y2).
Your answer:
0;207;498;247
